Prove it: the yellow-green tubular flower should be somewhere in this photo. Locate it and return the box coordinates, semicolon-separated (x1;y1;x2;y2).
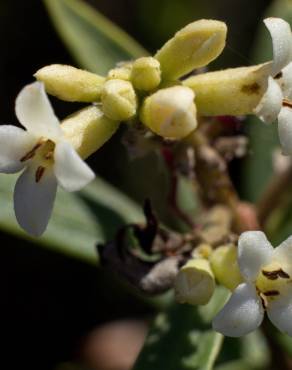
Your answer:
61;106;120;159
140;86;197;139
35;64;105;102
210;244;243;291
130;57;161;91
183;63;272;116
155;19;227;80
101;79;137;121
174;258;215;305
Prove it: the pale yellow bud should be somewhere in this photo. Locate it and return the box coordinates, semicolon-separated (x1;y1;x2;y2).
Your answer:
35;64;105;102
61;106;120;159
155;19;227;80
174;258;215;305
210;244;243;291
140;86;197;139
130;57;161;91
183;63;271;116
101;79;137;121
107;65;132;81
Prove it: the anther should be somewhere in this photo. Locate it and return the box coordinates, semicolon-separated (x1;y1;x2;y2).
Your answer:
35;166;46;183
20;142;42;162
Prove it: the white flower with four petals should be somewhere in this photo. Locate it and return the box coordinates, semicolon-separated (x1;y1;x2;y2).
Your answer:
213;231;292;337
255;18;292;155
0;82;95;236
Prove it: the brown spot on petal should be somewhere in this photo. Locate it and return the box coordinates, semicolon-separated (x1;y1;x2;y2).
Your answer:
241;83;260;95
283;99;292;108
35;166;45;183
275;71;283;79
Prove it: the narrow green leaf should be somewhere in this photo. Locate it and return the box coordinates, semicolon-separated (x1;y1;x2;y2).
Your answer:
133;287;229;370
43;0;148;74
0;173;143;264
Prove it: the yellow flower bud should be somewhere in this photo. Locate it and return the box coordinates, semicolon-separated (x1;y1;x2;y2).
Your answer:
61;106;120;159
101;79;137;121
155;19;227;80
140;86;197;139
107;64;132;81
35;64;105;102
210;244;243;291
130;57;161;91
174;258;215;305
183;63;271;116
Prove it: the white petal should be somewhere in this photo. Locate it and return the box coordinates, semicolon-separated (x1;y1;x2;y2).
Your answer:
254;77;283;123
273;236;292;272
267;293;292;336
281;62;292;99
0;125;36;173
278;106;292;155
15;81;63;141
14;165;57;236
238;231;274;282
212;283;264;337
264;18;292;76
54;141;95;192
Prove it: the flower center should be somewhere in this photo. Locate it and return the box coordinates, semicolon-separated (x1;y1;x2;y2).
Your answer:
256;261;291;307
20;138;55;182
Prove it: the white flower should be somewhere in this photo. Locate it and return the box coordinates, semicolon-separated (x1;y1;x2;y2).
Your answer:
255;18;292;155
0;82;95;236
213;231;292;337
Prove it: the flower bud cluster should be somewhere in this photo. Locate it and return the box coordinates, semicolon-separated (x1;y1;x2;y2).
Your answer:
36;18;228;141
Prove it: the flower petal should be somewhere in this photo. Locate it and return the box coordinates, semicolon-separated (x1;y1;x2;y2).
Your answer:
264;18;292;76
238;231;274;282
281;62;292;100
15;81;63;141
268;293;292;336
273;235;292;273
0;125;36;173
254;77;283;123
278;106;292;155
212;283;264;337
14;165;57;236
54;141;95;192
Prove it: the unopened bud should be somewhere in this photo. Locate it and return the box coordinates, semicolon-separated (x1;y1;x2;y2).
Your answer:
174;258;215;305
210;244;243;291
155;19;227;80
131;57;161;91
140;86;197;139
101;79;137;121
61;106;120;159
183;63;271;116
35;64;105;102
107;64;132;81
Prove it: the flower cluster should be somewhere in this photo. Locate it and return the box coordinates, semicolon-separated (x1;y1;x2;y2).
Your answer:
1;15;292;340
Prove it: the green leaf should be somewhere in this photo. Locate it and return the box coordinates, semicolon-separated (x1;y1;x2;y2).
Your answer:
0;173;143;264
133;287;229;370
43;0;148;74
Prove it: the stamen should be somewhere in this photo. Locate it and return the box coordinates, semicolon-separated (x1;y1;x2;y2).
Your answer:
35;166;46;183
263;290;280;297
262;268;290;280
20;142;42;162
45;151;54;160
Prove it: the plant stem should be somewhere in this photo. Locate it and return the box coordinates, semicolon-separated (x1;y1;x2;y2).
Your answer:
257;165;292;227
